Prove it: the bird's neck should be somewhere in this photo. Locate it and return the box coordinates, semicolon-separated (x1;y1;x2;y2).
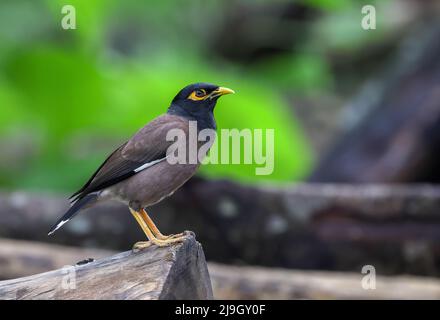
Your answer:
167;104;217;131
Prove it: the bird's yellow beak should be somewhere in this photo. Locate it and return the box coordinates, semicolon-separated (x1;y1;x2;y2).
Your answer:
216;87;235;95
210;87;235;99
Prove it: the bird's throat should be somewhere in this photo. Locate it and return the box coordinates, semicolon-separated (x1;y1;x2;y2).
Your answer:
167;103;216;131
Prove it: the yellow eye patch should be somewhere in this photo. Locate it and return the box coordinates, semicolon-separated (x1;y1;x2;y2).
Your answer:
188;89;207;101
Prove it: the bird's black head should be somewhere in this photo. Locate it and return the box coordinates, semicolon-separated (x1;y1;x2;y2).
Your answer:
167;82;234;130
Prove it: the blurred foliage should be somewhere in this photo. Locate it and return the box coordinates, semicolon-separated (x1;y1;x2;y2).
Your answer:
0;0;390;192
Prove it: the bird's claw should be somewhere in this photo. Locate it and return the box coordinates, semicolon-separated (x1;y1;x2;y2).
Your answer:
132;241;153;252
132;231;192;251
157;232;185;240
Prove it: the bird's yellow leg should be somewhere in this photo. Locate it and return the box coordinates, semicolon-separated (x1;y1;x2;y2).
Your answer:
139;209;184;240
129;208;154;250
130;208;185;249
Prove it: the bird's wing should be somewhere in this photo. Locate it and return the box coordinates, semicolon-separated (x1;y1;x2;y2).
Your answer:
70;114;188;202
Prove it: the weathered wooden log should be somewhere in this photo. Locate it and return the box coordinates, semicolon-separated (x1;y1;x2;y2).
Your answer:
0;238;114;280
310;24;440;183
1;239;439;300
209;263;440;300
1;181;440;275
0;234;213;300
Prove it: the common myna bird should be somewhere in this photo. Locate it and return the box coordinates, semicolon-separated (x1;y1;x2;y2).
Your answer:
48;83;234;250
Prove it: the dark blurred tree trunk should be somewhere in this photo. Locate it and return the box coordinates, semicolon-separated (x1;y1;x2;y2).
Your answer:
2;180;440;276
309;24;440;183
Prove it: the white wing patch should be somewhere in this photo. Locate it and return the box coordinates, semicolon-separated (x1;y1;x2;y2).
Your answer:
134;157;166;173
47;219;69;235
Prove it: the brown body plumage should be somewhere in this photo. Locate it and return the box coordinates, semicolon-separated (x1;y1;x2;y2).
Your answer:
101;114;201;210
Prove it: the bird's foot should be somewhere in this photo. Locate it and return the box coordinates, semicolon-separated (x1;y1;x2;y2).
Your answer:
132;237;184;251
151;231;191;247
155;232;185;240
132;231;192;251
149;234;186;247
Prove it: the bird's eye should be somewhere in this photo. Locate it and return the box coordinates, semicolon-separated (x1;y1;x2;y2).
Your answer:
195;89;206;97
188;88;207;101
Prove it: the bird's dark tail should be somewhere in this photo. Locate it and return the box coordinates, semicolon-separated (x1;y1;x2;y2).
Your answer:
48;193;99;236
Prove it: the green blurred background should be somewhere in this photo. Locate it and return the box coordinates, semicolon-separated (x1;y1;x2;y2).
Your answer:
0;0;398;192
